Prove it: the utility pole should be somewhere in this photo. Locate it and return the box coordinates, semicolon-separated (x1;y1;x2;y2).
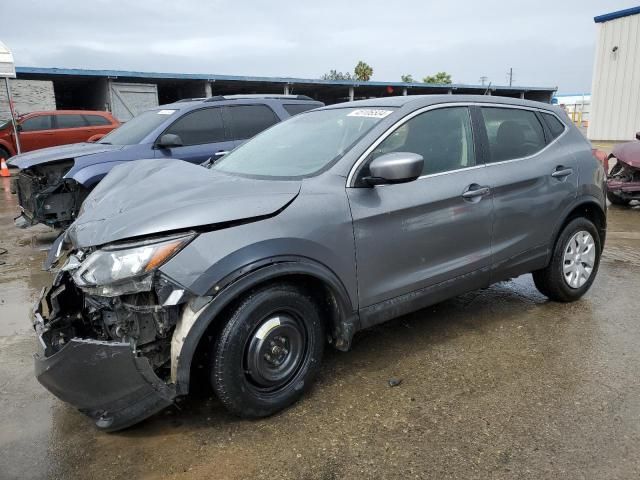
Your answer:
507;67;513;87
479;76;488;86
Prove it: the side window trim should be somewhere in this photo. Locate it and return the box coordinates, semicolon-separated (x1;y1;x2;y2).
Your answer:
347;103;569;186
540;111;568;142
469;105;491;166
534;111;552;144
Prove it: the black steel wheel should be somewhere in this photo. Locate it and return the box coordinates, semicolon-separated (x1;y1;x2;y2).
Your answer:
210;283;325;418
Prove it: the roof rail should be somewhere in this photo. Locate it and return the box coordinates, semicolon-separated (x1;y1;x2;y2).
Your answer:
205;94;315;102
174;97;207;103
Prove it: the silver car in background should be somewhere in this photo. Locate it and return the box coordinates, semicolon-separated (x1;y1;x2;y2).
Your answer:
33;95;606;431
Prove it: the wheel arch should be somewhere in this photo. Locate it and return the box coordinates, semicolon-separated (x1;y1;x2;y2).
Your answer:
548;196;606;263
0;139;15;158
172;257;358;395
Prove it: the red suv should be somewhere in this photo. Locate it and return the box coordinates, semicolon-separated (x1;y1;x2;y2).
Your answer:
0;110;120;159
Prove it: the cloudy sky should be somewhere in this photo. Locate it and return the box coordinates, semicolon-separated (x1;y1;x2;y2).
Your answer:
1;1;632;93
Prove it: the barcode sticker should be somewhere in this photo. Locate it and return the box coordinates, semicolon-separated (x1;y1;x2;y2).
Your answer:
347;109;394;118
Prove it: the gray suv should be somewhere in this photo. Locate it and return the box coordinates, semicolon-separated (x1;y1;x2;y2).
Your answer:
33;95;606;431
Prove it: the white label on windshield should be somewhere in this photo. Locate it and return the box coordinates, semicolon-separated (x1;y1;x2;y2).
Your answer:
157;109;176;115
347;109;394;119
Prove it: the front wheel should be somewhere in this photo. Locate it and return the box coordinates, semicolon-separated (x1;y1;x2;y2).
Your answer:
210;283;325;418
607;190;630;206
533;217;601;302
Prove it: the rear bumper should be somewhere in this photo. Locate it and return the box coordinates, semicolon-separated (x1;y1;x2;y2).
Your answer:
33;287;176;432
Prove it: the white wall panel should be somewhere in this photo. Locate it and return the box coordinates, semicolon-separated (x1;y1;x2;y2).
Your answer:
588;14;640;141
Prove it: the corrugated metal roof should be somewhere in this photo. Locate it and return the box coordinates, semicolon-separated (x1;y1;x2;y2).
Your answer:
594;6;640;23
14;66;555;92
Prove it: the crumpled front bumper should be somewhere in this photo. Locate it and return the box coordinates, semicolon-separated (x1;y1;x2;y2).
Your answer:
33;292;176;432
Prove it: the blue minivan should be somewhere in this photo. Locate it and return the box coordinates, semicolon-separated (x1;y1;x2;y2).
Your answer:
9;95;323;228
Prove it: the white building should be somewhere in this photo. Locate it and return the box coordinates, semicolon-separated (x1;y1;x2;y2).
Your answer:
588;6;640;142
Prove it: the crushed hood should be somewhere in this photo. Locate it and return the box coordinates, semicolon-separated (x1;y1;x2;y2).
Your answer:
8;143;124;169
66;159;301;247
612;141;640;169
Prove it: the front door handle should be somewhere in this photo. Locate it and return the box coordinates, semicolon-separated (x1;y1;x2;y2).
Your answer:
462;185;490;199
551;166;573;179
214;150;229;157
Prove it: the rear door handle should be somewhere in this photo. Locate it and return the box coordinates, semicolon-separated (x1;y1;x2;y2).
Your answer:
462;185;490;199
551;167;573;179
214;150;229;157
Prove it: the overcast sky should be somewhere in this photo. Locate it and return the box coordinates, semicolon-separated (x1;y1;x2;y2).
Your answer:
0;1;632;93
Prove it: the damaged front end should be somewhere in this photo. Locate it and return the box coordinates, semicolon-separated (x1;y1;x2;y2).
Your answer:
14;160;89;229
606;157;640;204
34;233;196;431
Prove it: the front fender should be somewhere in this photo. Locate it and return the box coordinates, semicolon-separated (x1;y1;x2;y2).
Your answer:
67;161;129;188
170;257;358;395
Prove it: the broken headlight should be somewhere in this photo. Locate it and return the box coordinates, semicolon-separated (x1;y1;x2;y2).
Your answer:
72;233;194;296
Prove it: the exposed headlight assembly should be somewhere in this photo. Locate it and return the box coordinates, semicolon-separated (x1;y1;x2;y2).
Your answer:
72;233;194;296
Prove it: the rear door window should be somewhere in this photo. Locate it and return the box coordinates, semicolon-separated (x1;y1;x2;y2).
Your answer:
163;107;226;145
283;103;319;116
480;107;546;162
225;105;279;140
541;112;566;140
21;115;54;132
83;114;111;126
56;114;88;129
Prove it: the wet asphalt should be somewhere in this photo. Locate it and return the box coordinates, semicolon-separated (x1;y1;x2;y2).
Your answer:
1;175;639;479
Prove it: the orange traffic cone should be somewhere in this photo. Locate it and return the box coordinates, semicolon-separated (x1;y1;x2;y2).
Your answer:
0;158;9;177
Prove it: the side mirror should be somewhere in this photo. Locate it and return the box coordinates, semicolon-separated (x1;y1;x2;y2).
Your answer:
636;131;640;141
364;152;424;186
157;133;183;148
16;124;23;132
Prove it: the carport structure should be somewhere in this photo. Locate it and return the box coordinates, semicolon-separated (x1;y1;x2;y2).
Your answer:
15;66;556;121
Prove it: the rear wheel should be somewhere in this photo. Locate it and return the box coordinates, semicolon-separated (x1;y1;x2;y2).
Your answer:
533;217;601;302
0;146;10;161
210;283;325;418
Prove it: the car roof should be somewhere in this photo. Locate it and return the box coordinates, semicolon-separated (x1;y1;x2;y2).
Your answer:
19;110;114;117
320;94;558;112
159;95;324;110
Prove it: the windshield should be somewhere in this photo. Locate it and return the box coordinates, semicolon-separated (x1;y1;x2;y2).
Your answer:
213;107;395;178
98;109;178;145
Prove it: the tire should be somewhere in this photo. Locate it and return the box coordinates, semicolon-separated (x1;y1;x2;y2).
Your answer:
607;190;630;206
0;146;10;161
532;217;601;302
211;283;325;418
